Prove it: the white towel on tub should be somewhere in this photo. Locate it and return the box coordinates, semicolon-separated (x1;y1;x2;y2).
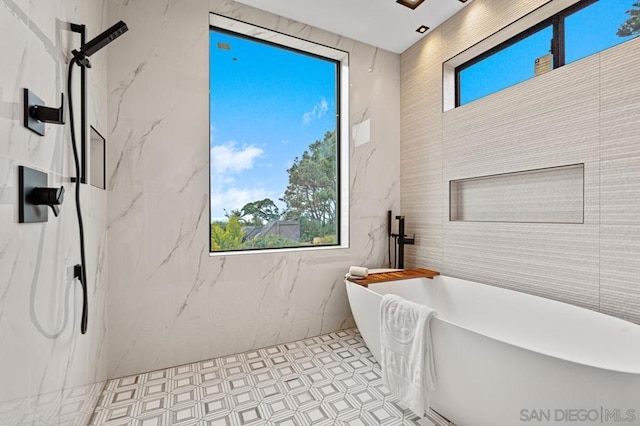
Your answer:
380;294;437;417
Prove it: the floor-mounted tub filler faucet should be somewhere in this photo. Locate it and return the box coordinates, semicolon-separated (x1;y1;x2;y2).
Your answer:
387;211;415;269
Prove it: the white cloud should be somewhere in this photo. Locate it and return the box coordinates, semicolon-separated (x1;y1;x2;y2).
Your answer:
210;142;263;174
210;187;272;218
302;98;329;125
209;141;271;219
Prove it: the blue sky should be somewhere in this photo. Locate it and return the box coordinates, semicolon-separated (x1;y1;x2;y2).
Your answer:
210;29;337;221
460;0;638;105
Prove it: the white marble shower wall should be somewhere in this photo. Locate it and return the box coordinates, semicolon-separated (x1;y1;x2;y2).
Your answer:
0;0;110;424
400;0;640;325
106;0;400;379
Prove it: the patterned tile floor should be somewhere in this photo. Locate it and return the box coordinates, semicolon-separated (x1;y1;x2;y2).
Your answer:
90;328;434;426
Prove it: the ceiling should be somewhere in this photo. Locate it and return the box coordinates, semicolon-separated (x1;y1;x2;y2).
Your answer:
233;0;471;54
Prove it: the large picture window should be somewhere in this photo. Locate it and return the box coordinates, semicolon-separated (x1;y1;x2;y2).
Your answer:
456;0;640;107
209;16;348;253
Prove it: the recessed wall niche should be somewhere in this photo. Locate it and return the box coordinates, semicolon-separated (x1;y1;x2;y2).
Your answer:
89;126;106;190
449;164;584;224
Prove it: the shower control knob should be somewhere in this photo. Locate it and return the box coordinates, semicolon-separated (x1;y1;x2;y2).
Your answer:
30;186;65;217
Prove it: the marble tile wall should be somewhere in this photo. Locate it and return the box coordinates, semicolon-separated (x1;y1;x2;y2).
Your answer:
106;0;401;379
0;0;110;423
401;0;640;324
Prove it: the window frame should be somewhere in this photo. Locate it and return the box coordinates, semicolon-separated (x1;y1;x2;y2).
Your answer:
208;13;350;256
454;0;599;107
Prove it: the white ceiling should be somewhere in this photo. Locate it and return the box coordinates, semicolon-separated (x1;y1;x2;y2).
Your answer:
233;0;471;54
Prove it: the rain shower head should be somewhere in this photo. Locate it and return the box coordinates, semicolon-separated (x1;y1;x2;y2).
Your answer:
72;20;128;68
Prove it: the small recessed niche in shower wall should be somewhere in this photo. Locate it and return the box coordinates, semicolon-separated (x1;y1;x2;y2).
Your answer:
89;126;105;190
449;164;584;224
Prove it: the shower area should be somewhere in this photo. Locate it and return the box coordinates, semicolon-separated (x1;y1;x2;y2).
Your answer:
0;0;401;423
0;1;117;423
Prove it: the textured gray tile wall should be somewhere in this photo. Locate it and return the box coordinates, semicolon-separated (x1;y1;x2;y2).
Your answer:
400;29;444;271
598;24;640;326
449;164;584;223
400;0;640;324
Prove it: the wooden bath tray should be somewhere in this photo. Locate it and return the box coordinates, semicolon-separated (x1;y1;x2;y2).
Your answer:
348;268;440;287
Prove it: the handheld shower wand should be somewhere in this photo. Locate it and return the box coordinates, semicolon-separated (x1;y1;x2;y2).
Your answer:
68;20;128;334
72;21;128;68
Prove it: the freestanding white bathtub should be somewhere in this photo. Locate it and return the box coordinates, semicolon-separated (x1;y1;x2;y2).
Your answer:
346;272;640;426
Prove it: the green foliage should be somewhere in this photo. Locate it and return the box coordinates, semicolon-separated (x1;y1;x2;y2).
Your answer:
211;216;244;251
618;1;640;37
281;130;338;242
293;216;335;243
241;235;300;249
210;220;228;229
212;130;339;250
241;199;281;226
313;234;337;245
224;209;242;219
225;199;281;226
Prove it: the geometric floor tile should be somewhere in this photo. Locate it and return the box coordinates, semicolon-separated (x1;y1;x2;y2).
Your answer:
90;328;434;425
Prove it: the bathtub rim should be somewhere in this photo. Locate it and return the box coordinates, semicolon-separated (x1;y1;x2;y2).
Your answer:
346;275;640;376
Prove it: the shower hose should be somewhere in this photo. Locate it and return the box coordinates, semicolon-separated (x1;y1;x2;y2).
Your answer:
67;57;89;335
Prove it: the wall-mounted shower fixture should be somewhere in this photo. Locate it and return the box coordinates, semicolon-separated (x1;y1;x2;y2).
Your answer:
23;89;65;136
70;23;88;184
31;187;65;217
18;166;65;223
66;19;129;335
72;21;128;68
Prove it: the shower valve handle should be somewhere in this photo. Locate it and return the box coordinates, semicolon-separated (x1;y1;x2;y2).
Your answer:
30;93;65;124
30;186;65;217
